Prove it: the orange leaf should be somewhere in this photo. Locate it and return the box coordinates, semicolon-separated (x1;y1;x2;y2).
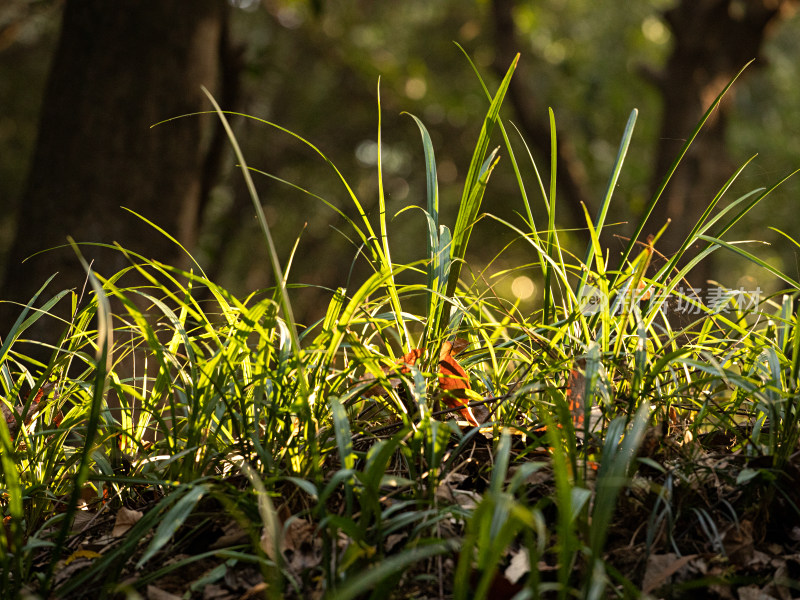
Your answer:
360;342;480;426
361;348;423;396
566;368;585;430
397;348;424;374
437;353;470;391
438;342;479;426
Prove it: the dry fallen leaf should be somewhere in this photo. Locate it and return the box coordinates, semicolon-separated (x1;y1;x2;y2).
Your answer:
146;585;183;600
260;504;322;575
566;367;585;431
385;533;407;552
737;585;777;600
505;547;530;584
209;520;249;550
112;507;143;537
71;511;96;535
2;384;60;438
722;519;754;565
1;401;16;426
642;553;698;594
360;341;480;426
239;583;269;600
283;514;322;574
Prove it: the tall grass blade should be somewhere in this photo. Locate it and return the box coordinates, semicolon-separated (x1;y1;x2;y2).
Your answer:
200;88;305;386
696;235;800;289
446;53;519;300
0;393;24;595
588;400;651;594
376;81;411;349
42;242;113;595
578;109;637;297
543;108;559;325
406;113;450;346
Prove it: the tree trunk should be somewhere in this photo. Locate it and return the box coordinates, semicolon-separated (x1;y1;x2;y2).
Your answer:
0;0;228;355
646;0;797;285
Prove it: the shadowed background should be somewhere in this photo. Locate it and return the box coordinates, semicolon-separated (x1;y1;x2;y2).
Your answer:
1;0;798;357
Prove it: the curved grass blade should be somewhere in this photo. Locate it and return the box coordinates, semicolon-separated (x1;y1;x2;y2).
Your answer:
543;108;559;325
405;113;445;338
0;273;64;390
457;43;541;236
696;235;800;290
328;541;457;600
376;81;411;350
200;88;306;392
42;241;113;595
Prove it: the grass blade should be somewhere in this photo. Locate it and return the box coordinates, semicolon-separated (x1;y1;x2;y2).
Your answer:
446;53;519;300
136;483;209;568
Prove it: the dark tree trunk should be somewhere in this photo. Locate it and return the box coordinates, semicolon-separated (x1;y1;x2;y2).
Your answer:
646;0;797;285
0;0;229;353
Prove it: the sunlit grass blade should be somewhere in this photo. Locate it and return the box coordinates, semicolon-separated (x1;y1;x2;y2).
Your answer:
578;108;638;298
446;53;519;300
405;112;449;347
695;235;800;290
376;81;411;350
0;391;24;595
542;109;559;325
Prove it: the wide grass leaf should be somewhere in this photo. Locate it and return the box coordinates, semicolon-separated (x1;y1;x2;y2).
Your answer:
137;484;209;568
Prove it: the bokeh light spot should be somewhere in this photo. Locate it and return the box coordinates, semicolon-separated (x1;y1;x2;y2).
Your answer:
511;275;535;300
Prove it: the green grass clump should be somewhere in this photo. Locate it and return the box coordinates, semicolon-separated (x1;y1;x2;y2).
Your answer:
2;56;800;599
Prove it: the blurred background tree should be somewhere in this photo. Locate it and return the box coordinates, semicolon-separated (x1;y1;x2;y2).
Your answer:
1;0;799;342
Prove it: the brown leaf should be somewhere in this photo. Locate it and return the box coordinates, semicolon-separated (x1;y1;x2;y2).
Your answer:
441;338;469;358
437;353;469;391
71;511;96;535
2;515;12;549
239;583;269;600
723;519;754;565
398;348;424;372
361;348;424;397
283;515;321;572
566;367;585;430
2;402;18;437
146;585;183;600
112;507;143;537
209;521;249;550
642;553;698;594
2;384;59;438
